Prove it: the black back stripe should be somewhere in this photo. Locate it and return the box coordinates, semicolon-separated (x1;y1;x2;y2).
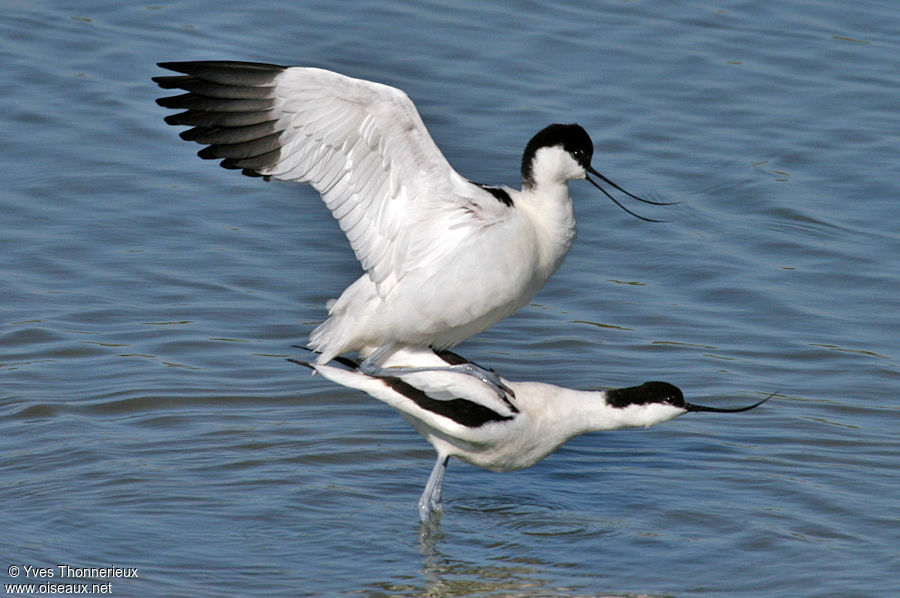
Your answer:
472;182;513;207
435;349;518;413
382;376;514;428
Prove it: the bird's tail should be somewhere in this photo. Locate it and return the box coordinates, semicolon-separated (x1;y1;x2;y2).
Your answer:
308;275;379;364
308;317;341;364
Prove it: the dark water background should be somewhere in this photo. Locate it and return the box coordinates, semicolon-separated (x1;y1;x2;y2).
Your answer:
2;1;898;596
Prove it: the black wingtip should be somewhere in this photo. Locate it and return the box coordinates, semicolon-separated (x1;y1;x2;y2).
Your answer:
286;358;314;370
333;356;361;369
156;60;288;79
157;60;280;71
286;355;360;371
152;74;190;89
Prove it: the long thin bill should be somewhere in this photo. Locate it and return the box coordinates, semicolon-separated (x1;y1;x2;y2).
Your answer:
686;391;778;413
587;167;676;206
585;168;678;223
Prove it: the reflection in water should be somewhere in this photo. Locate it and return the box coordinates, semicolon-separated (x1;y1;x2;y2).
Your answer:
416;517;554;597
412;515;671;598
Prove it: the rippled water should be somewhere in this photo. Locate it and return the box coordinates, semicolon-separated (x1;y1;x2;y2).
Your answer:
2;1;898;596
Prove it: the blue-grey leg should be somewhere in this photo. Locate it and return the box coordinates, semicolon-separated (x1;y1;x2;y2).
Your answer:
419;454;450;522
360;344;515;399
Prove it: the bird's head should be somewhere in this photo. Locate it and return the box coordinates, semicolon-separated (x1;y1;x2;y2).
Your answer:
605;381;774;427
520;123;676;221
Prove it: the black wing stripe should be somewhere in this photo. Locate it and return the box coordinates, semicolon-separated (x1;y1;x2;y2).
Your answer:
383;377;514;428
435;350;518;413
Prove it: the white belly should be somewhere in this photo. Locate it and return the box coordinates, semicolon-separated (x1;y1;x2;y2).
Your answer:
310;193;575;361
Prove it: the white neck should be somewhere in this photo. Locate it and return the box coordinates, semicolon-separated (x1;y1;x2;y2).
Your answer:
512;181;576;277
513;145;585;275
517;383;685;439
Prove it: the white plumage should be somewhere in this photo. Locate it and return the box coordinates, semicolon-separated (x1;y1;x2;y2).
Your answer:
155;61;666;370
293;347;773;521
153;63;758;523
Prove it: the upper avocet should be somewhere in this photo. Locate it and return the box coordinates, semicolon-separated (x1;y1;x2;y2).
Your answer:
154;61;671;384
291;347;773;522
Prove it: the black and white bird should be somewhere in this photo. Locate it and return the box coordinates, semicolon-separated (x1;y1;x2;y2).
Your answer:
154;61;671;388
291;347;772;521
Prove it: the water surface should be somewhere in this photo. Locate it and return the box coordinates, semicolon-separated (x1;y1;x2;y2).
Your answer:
2;1;898;596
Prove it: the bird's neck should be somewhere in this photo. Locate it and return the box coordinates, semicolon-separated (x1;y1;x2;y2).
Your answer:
516;384;620;440
514;181;576;274
520;383;678;438
553;386;639;432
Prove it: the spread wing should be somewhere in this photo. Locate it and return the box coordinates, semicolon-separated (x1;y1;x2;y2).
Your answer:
154;61;508;297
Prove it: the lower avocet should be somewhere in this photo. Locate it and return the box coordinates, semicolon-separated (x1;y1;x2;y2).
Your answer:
292;347;772;521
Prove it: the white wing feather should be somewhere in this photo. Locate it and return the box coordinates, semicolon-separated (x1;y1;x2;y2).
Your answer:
156;62;509;299
254;67;502;297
